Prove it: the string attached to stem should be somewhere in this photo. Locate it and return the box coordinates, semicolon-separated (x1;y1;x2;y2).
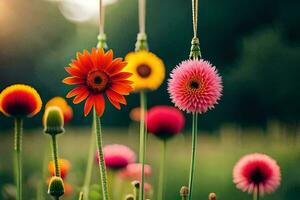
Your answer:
97;0;108;49
135;0;149;51
189;0;201;59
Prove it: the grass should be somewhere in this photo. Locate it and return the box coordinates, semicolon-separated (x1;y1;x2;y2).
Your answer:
0;122;299;199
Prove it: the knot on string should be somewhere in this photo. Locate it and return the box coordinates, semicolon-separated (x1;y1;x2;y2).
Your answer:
189;37;201;59
97;33;108;49
135;33;149;51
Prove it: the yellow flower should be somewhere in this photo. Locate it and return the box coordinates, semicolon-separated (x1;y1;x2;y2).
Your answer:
125;50;165;91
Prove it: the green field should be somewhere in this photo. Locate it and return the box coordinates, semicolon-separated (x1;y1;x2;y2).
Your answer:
0;123;299;200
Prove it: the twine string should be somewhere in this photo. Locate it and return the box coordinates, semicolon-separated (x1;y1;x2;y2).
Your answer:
192;0;198;38
139;0;146;34
99;0;105;35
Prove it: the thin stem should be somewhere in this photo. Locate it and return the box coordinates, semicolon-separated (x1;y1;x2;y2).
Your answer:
51;135;60;177
253;186;260;200
188;113;198;200
94;108;109;200
138;0;146;34
14;118;23;200
157;140;167;200
139;91;147;200
99;0;105;35
82;124;96;199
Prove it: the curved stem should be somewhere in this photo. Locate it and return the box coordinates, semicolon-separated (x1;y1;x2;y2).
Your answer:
188;113;198;200
157;140;167;200
139;91;147;200
82;125;96;199
94;109;109;200
51;135;60;177
14;118;23;200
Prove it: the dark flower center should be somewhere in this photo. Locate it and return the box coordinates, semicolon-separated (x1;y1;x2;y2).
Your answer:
87;70;110;93
137;64;152;78
189;80;200;89
250;167;266;184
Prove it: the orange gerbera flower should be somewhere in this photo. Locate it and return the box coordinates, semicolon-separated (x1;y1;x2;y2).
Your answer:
63;48;133;117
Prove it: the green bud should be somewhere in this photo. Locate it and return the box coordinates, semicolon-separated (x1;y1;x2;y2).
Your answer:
132;181;140;200
180;186;189;200
208;193;217;200
189;37;202;59
44;106;64;135
125;194;134;200
48;176;64;198
135;33;149;51
97;34;108;50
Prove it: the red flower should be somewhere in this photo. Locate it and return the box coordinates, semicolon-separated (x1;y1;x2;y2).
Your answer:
146;106;185;140
63;48;133;117
48;159;71;179
118;163;152;181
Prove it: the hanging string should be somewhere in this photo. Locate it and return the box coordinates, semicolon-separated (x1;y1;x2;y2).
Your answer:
135;0;148;51
189;0;201;59
97;0;108;49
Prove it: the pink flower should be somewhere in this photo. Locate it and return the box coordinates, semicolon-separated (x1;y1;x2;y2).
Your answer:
118;163;152;180
96;144;136;170
146;105;185;140
233;153;281;195
168;59;222;114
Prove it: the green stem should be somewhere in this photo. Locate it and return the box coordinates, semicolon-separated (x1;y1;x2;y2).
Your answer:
94;108;109;200
14;118;23;200
253;186;259;200
51;135;60;177
188;113;198;200
139;91;147;200
157;140;167;200
82;124;96;199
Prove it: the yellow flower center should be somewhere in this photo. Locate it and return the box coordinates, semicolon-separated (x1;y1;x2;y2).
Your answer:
86;70;110;93
137;64;152;78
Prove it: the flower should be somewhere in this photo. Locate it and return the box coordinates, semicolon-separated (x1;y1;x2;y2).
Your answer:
233;153;281;195
168;59;222;114
146;106;185;140
119;163;152;180
63;48;133;117
48;176;64;198
43;106;65;135
48;159;71;179
96;144;136;170
0;84;42;118
125;50;165;91
46;97;73;124
63;182;73;196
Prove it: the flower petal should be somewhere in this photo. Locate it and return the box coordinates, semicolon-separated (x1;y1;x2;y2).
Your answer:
106;95;121;110
94;94;105;117
84;95;95;116
111;72;132;81
65;66;86;78
105;58;127;75
73;90;89;104
101;50;113;69
111;83;133;95
106;89;127;105
66;86;87;98
62;77;85;85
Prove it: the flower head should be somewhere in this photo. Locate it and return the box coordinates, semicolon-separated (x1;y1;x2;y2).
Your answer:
46;97;73;124
43;106;65;135
48;176;64;198
129;107;144;122
125;50;165;91
0;84;42;118
146;106;185;140
233;153;281;195
63;48;133;117
119;163;152;181
96;144;136;170
168;59;222;114
48;159;71;179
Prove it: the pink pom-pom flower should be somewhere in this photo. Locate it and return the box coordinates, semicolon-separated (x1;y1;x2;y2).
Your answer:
233;153;281;195
168;59;222;114
96;144;136;170
118;163;152;181
146;105;185;140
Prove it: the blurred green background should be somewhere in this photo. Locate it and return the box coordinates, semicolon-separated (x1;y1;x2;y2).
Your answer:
0;0;300;199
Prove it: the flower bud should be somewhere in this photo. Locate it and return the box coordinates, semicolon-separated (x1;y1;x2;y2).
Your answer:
208;193;217;200
132;181;140;200
180;186;189;200
48;176;64;198
44;106;64;135
125;194;134;200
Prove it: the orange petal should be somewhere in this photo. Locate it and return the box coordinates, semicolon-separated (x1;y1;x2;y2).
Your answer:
84;95;95;116
62;77;85;85
106;89;127;105
102;50;113;68
106;95;121;110
73;90;89;104
65;67;86;78
66;86;87;98
77;52;93;71
94;94;105;117
105;58;127;75
111;83;133;95
115;80;134;85
111;72;132;81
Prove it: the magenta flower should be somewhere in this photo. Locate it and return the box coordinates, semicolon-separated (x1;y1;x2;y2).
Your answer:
168;59;222;113
146;105;185;140
118;163;152;181
96;144;136;170
233;153;281;195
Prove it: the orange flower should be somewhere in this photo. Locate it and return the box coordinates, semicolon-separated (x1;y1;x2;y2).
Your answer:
0;84;42;118
48;159;71;179
63;48;133;117
46;97;73;124
63;182;73;196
